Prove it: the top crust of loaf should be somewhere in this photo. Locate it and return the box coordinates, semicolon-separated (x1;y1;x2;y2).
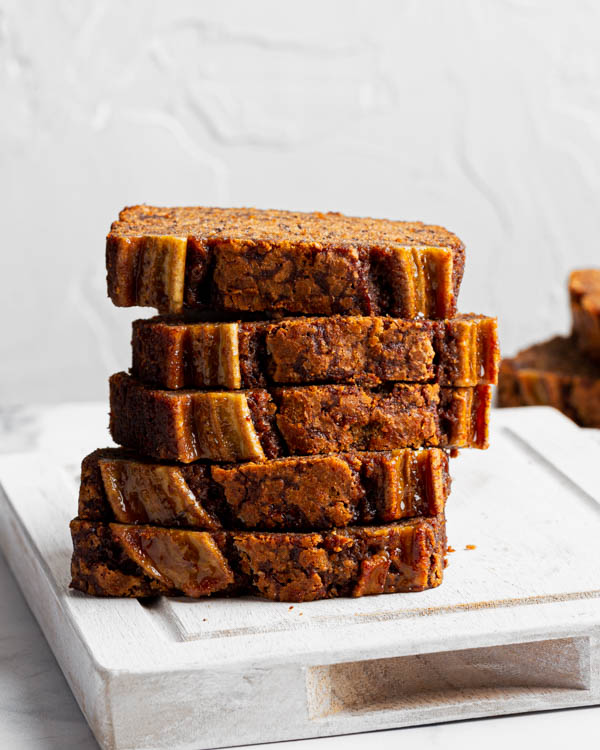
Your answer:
109;205;464;252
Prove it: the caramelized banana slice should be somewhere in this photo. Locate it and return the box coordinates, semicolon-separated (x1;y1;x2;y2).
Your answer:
110;524;234;597
192;392;265;461
189;322;242;389
134;236;187;313
99;458;221;530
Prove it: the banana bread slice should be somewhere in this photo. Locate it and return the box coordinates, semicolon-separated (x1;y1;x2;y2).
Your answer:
106;206;465;318
498;335;600;426
131;314;499;389
69;516;446;601
79;447;450;531
570;269;600;361
109;372;491;461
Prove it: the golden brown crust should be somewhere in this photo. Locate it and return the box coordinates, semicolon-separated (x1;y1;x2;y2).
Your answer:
111;205;464;250
69;516;446;602
497;335;600;427
106;205;465;317
78;447;450;531
109;372;491;461
131;314;499;389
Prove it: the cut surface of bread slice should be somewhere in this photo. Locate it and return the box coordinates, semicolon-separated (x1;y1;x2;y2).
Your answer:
131;313;499;389
69;516;446;601
107;205;465;318
109;373;491;462
79;447;450;531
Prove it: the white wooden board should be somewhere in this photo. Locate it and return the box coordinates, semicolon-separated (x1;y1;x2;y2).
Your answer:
0;404;599;750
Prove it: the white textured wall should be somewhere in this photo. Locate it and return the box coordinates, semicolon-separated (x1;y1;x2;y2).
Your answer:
2;0;600;404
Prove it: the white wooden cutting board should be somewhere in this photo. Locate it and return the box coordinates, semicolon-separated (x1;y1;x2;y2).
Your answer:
0;405;599;750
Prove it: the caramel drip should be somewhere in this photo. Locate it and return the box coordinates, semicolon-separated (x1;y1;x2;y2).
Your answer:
110;524;234;597
99;459;220;530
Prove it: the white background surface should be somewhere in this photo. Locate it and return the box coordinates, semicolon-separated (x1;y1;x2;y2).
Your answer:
3;0;600;402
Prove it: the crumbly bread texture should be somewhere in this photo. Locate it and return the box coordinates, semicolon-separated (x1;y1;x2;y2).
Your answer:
131;314;499;390
570;269;600;361
498;335;600;427
79;447;450;531
109;373;491;462
106;206;465;318
69;516;446;601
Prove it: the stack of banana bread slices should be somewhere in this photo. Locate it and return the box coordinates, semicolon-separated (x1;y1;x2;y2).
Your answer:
70;206;499;602
498;269;600;426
